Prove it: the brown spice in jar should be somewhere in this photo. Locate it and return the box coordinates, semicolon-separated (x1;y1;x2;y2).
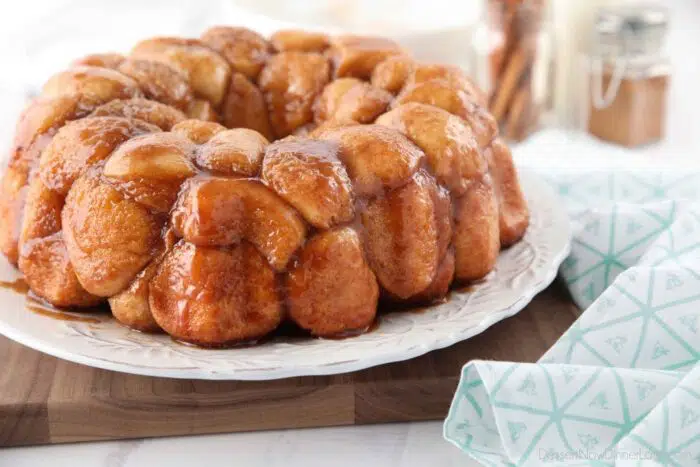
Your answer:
587;69;668;147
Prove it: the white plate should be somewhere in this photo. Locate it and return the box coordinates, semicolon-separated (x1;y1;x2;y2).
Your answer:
0;171;570;380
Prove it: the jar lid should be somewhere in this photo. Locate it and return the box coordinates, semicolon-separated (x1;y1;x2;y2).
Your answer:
594;3;669;58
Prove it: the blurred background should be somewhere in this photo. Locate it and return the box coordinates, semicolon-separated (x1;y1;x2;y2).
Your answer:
0;0;698;166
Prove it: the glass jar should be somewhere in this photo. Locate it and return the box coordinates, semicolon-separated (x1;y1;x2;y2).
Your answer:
584;4;670;147
472;0;555;142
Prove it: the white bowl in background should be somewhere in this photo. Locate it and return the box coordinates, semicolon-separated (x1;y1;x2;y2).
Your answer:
223;0;484;69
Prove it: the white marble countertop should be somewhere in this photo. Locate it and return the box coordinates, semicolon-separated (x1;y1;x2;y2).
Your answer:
1;1;699;466
1;422;474;467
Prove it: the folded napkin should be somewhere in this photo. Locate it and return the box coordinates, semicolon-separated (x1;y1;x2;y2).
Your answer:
445;168;700;466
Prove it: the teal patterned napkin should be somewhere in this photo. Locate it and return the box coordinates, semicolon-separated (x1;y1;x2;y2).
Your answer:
444;169;700;466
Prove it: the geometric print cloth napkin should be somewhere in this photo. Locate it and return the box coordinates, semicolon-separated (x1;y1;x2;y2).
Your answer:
444;169;700;466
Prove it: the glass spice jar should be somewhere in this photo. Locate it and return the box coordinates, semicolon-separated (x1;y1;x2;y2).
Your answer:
585;4;670;147
475;0;555;142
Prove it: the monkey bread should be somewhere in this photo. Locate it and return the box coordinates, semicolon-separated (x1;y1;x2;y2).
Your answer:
0;27;529;346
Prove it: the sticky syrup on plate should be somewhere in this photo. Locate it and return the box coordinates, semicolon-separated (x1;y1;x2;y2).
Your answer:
321;324;374;340
0;277;30;294
169;336;265;349
25;295;105;324
0;272;482;346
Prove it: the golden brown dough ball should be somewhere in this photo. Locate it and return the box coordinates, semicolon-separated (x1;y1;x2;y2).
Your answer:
395;79;497;148
262;137;354;229
73;53;125;69
314;78;392;124
376;103;487;195
271;30;329;53
409;64;487;107
109;261;162;332
38;116;156;196
220;72;274;140
371;55;415;94
407;248;455;304
259;51;331;138
307;118;358;137
329;35;406;79
379;175;452;306
488;139;529;247
42;66;142;105
19;177;63;247
9;95;93;170
102;132;197;213
394;79;473;119
117;59;194;111
315;124;424;196
108;229;178;332
195;128;268;176
452;177;500;282
0;166;29;265
18;176;98;307
19;233;102;307
131;38;231;108
149;241;283;346
313;78;361;123
171;119;226;144
361;171;442;298
89;98;187;130
171;177;306;271
287;227;378;336
62;172;163;297
201;26;271;80
462;104;499;149
186;99;220;122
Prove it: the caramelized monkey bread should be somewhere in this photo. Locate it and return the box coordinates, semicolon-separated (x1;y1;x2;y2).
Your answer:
0;28;529;346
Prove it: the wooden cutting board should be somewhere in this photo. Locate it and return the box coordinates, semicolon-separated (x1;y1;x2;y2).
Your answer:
0;282;579;447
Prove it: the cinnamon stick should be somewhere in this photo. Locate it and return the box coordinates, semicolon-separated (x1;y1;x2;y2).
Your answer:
505;81;531;140
489;39;533;122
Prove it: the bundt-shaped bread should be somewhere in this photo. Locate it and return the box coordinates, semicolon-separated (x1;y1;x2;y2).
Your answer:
0;27;529;345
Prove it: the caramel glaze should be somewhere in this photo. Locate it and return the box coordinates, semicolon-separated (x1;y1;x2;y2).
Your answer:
170;321;307;348
0;277;30;294
1;277;107;323
0;28;530;348
1;271;445;342
320;319;381;340
26;295;106;324
0;137;484;346
170;317;380;346
0;274;385;340
170;335;264;349
0;168;477;347
452;283;477;294
378;295;447;316
158;157;465;346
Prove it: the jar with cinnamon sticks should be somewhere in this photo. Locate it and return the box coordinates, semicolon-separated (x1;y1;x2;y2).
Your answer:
482;0;554;141
585;5;670;147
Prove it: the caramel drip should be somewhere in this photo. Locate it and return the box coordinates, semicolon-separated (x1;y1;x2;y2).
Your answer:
26;297;104;324
0;278;30;294
319;324;376;340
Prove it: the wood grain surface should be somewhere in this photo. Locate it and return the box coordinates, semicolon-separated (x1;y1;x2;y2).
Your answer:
0;282;579;447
